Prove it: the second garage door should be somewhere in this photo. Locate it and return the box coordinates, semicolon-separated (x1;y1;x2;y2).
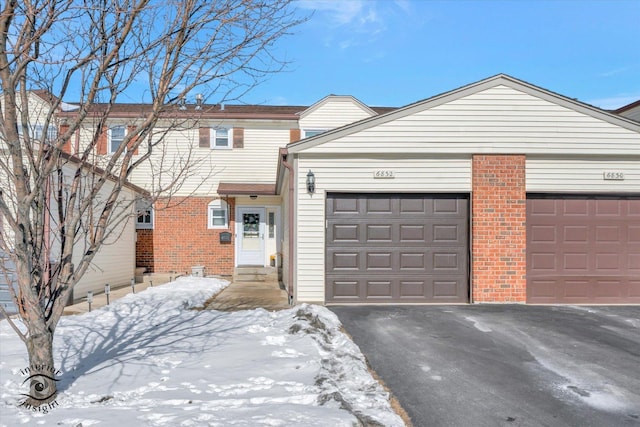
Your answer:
527;195;640;304
326;193;469;304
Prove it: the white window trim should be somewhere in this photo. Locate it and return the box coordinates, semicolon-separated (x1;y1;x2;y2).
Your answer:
135;199;153;229
211;127;232;150
108;125;126;154
208;199;229;229
136;208;153;229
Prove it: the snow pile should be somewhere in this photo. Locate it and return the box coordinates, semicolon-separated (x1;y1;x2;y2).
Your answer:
0;276;404;426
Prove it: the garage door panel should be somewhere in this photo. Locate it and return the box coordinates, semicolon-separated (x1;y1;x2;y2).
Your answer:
367;197;393;214
327;193;469;304
331;224;359;242
631;280;640;297
366;252;393;270
399;224;427;242
527;195;640;304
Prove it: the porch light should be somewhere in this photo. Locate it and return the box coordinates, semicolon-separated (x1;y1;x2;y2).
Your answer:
306;170;315;194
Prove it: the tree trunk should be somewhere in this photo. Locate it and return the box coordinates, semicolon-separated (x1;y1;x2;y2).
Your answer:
22;321;59;407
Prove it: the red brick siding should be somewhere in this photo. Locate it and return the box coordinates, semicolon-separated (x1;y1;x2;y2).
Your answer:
472;155;527;302
136;229;155;272
152;197;235;276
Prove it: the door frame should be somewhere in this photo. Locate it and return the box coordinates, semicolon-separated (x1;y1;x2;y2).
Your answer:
235;206;266;266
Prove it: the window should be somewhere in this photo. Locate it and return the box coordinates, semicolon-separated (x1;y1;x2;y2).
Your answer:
17;124;57;142
302;129;327;138
135;199;153;229
32;124;58;142
208;199;229;229
212;127;231;149
108;126;126;153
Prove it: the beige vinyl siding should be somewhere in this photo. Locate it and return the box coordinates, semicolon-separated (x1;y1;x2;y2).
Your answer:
126;125;292;196
294;156;471;303
72;212;136;300
299;97;375;131
68;184;137;301
526;158;640;192
303;86;640;155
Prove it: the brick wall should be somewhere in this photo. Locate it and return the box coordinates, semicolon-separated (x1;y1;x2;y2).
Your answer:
151;197;235;276
136;229;154;272
472;154;527;302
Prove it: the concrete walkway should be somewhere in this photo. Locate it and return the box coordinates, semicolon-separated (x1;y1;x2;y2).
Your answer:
63;273;290;315
205;279;290;311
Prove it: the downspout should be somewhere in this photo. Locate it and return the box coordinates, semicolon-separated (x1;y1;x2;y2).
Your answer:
280;148;295;305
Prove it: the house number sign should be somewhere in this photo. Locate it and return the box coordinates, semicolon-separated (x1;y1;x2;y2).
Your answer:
603;171;625;181
373;170;395;178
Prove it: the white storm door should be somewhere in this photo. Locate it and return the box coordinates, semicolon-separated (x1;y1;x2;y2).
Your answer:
236;207;266;266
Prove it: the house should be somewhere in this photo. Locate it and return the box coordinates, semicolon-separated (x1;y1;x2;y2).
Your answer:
11;74;637;308
0;92;143;311
279;74;640;305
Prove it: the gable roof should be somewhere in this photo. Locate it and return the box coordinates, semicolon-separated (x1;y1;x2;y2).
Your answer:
298;95;378;119
286;74;640;154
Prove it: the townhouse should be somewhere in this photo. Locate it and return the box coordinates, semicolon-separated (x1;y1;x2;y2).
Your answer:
3;74;638;311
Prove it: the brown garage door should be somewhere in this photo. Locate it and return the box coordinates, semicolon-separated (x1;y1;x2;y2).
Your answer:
527;195;640;304
326;193;469;304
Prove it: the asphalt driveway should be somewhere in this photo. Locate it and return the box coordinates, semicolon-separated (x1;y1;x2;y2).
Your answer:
330;305;640;427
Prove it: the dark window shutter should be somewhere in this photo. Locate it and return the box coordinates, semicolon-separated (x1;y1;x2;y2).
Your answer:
199;127;210;148
127;125;139;155
290;128;301;142
233;127;244;148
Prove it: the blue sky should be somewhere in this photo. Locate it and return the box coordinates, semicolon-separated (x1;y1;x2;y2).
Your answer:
241;0;640;110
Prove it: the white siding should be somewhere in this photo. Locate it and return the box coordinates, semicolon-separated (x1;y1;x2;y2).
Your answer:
299;97;375;131
281;172;291;294
303;86;640;156
69;185;137;301
294;156;471;303
125;125;291;196
527;158;640;192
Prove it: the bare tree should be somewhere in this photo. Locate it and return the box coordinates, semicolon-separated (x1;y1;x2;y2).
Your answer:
0;0;303;406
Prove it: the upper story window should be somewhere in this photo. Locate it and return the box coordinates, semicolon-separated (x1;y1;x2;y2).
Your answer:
208;199;229;229
135;199;153;229
302;129;327;138
18;124;58;143
32;124;58;142
108;126;126;154
212;127;231;149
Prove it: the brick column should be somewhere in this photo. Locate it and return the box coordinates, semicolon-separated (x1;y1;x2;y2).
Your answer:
472;155;527;302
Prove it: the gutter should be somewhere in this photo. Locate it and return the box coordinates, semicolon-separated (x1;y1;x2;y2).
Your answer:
279;148;295;305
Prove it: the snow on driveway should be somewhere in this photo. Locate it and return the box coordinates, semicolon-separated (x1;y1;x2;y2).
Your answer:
0;277;404;426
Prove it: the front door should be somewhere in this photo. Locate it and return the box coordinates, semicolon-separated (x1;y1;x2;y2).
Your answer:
236;207;266;266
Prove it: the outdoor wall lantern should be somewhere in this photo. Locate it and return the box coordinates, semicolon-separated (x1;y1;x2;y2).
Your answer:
306;170;315;194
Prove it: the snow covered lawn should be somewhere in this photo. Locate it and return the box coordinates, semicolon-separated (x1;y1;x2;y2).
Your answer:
0;277;404;426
